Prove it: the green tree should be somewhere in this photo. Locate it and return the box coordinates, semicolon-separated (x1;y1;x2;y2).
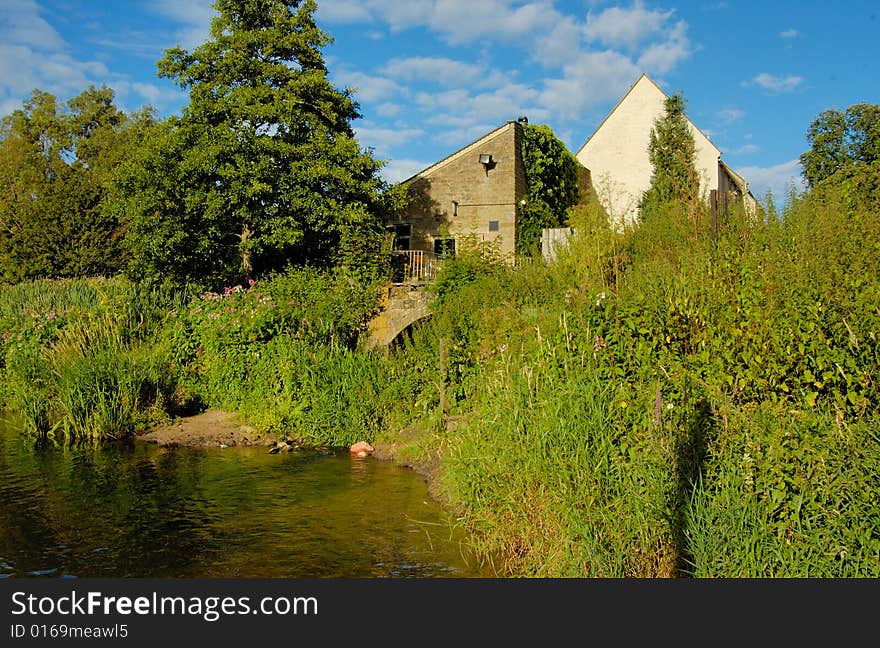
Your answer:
114;0;387;289
639;93;700;219
518;123;582;254
800;103;880;187
0;86;145;283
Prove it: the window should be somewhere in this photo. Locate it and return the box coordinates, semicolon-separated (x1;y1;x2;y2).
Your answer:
488;220;499;232
392;223;411;251
433;237;455;259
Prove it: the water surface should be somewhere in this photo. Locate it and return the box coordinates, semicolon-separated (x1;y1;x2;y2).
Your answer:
0;417;490;578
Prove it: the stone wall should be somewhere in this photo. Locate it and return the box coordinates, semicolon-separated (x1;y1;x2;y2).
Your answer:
361;284;431;349
391;121;527;261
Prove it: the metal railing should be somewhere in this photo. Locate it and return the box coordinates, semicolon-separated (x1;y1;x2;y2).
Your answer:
390;250;441;284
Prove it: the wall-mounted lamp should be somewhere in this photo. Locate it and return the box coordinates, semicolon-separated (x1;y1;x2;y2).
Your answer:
479;153;495;176
451;200;459;217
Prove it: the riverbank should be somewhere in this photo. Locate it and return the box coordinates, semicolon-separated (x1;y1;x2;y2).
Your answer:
137;408;451;506
137;409;275;448
3;176;880;577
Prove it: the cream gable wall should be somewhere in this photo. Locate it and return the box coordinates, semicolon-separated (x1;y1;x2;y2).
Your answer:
576;74;721;226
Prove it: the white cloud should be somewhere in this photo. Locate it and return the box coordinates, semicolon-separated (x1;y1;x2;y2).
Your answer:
382;57;485;87
380;158;432;183
540;51;640;120
111;79;186;113
150;0;215;50
583;1;675;50
316;1;695;168
637;20;691;74
417;81;546;135
334;71;402;103
718;108;745;123
376;102;403;117
533;15;583;67
730;143;760;155
736;159;806;201
0;1;194;120
355;126;425;155
319;0;558;46
316;0;374;23
746;73;803;93
780;28;799;39
0;43;116;117
0;0;65;50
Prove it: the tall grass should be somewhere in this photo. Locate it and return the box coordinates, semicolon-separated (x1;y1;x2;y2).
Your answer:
1;170;877;577
378;173;880;577
0;277;188;442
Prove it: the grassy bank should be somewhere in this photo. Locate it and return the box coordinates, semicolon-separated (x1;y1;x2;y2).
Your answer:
2;170;878;577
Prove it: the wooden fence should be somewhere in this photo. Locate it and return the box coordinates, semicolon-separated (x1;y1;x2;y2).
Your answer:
390;250;441;284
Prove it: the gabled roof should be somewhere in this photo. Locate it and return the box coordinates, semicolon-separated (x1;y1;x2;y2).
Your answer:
400;120;519;184
719;159;758;202
575;72;719;158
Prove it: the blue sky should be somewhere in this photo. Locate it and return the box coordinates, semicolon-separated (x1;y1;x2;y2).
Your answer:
2;1;878;202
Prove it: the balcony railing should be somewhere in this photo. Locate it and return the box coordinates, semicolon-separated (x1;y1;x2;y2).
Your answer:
390;250;441;284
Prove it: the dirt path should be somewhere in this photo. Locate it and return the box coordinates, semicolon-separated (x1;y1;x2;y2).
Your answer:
137;409;275;449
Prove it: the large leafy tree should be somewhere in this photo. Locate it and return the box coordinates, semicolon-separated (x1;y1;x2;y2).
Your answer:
639;93;700;219
115;0;386;289
800;103;880;187
0;86;147;283
518;123;582;254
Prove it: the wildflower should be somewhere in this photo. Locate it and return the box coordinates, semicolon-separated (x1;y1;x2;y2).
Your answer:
593;335;607;352
595;291;607;306
666;403;674;410
248;278;255;287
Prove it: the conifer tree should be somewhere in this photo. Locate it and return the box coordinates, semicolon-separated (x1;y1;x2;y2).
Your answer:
114;0;386;288
639;93;700;220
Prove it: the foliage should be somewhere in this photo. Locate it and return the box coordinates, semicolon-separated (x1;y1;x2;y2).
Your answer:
0;278;187;441
639;93;700;219
0;87;154;283
429;241;506;307
800;103;880;187
156;267;385;443
112;0;387;289
385;159;880;577
518;123;582;254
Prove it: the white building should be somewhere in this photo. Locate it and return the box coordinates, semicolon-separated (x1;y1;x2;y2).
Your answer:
576;73;757;226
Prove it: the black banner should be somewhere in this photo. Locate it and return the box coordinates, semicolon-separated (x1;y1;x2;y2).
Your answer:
1;578;876;645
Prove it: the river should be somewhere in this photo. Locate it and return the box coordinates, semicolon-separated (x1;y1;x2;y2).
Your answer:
0;417;491;578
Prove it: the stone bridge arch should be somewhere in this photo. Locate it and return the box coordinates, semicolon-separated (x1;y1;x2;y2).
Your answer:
361;284;432;349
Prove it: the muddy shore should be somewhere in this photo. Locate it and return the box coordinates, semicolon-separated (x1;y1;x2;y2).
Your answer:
136;409;275;448
137;409;448;502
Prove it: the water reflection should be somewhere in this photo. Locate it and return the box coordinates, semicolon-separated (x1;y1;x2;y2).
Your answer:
0;417;490;578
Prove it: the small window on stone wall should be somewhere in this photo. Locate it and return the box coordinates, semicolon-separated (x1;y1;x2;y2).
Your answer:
433;237;455;259
488;220;499;232
392;223;411;251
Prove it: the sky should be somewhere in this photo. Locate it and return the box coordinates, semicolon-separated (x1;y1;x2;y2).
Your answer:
1;0;878;203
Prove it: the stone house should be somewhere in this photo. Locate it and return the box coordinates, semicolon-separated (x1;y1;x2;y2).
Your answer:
388;119;528;274
575;73;758;226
